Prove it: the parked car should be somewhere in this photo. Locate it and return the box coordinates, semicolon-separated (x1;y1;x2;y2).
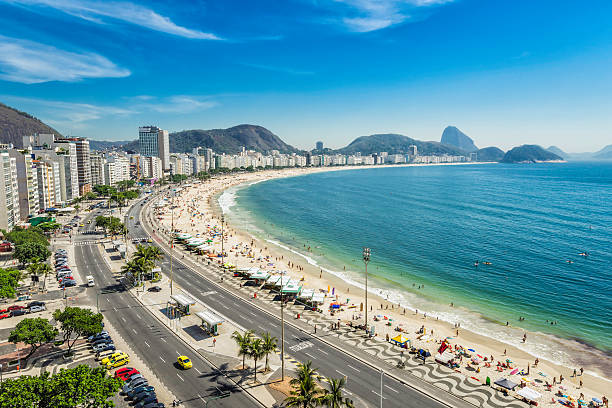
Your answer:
128;385;154;399
29;305;45;313
95;348;118;361
147;286;162;292
132;390;156;404
101;352;127;365
88;331;109;342
0;313;10;320
10;309;28;317
142;402;164;408
7;305;25;311
95;343;116;354
61;281;77;288
91;338;112;347
27;301;45;308
134;394;158;408
122;378;148;394
107;356;129;369
93;342;114;353
123;373;144;385
114;367;138;380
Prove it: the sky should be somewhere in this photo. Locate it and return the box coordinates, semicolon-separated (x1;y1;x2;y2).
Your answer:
0;0;611;152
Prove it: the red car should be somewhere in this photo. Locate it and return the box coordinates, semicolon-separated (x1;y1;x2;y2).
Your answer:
7;305;25;311
0;313;10;320
114;367;139;381
0;308;7;314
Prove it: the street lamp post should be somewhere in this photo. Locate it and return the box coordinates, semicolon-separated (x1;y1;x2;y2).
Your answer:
363;247;370;336
221;214;225;267
169;194;174;295
281;287;285;381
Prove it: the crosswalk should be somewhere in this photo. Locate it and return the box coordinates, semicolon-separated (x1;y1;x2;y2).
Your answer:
74;240;99;246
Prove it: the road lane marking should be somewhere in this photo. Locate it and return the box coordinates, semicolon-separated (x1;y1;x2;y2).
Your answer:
132;329;137;334
161;338;167;343
372;391;387;400
336;370;347;378
385;385;399;393
304;352;315;359
176;373;184;382
106;298;110;303
121;317;126;323
317;348;329;356
176;351;181;356
135;313;141;319
198;394;205;402
220;304;229;309
248;311;257;317
347;364;360;372
144;341;150;348
194;367;201;374
159;356;166;363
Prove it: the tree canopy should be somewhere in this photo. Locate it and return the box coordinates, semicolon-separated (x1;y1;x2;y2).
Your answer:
0;365;122;408
9;317;58;360
5;226;49;247
14;242;51;265
53;307;103;355
0;268;22;298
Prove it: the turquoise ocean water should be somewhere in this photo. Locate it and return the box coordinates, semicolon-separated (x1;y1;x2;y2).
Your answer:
221;163;612;374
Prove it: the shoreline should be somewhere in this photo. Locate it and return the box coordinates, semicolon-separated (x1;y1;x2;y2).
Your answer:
154;163;610;404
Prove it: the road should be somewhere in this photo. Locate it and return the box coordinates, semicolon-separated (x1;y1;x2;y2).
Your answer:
124;196;460;408
74;206;258;407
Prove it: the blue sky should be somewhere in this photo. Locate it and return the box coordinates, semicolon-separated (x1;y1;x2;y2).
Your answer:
0;0;611;152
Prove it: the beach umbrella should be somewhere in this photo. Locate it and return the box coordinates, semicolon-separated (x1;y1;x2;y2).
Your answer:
468;348;476;352
471;356;480;364
593;398;603;404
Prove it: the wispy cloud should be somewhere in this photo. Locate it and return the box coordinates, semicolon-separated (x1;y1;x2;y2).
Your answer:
4;0;221;40
142;95;218;113
242;63;314;76
318;0;455;32
0;35;130;84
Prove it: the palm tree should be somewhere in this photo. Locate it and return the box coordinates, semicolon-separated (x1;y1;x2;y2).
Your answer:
249;338;265;383
285;361;322;408
231;330;253;370
37;263;52;291
260;331;277;373
319;377;354;408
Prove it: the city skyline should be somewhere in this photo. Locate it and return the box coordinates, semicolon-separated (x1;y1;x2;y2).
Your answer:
1;0;612;152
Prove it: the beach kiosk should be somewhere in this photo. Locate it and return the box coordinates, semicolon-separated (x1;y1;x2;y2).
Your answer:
196;310;225;336
249;270;270;284
281;279;302;300
169;293;196;316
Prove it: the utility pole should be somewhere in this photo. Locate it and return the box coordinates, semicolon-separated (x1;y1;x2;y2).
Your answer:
363;247;370;336
221;214;225;266
380;369;384;407
169;193;174;295
281;287;285;381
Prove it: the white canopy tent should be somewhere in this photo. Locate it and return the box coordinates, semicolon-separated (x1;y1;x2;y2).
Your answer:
196;310;225;335
298;288;314;300
312;293;325;304
516;388;541;401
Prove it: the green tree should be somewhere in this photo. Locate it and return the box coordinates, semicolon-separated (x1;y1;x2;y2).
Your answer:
231;329;254;370
123;190;139;200
0;365;121;408
38;222;62;233
83;191;98;202
319;377;354;408
285;361;322;408
53;307;103;355
14;242;51;265
27;261;52;289
93;185;116;197
0;268;22;298
9;317;58;360
260;331;277;373
120;257;151;286
5;226;49;247
249;337;265;383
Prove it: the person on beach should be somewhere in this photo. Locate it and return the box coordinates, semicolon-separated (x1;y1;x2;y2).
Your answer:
580;367;584;376
573;368;577;377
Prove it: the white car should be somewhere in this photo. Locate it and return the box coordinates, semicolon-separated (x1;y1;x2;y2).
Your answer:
29;305;46;313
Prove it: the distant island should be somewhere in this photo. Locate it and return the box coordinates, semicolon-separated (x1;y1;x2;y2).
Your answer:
502;145;564;163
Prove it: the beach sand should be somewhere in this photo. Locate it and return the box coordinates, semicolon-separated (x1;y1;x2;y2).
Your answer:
150;164;610;407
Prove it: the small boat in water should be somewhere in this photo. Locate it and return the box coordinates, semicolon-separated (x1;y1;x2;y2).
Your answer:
578;252;588;257
483;261;492;265
473;261;479;267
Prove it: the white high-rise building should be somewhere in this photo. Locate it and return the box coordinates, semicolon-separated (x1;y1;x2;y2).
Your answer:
34;158;61;209
90;153;106;186
0;151;21;230
103;154;130;185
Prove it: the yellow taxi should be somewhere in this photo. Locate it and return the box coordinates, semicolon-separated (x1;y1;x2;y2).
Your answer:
101;351;127;366
177;355;192;369
107;355;129;369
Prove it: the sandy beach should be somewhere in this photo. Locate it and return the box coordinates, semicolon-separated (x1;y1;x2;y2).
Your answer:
149;163;610;408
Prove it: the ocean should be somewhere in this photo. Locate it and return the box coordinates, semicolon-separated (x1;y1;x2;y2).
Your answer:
221;162;612;375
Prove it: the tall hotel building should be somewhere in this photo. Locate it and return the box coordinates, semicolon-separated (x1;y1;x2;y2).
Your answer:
139;126;169;171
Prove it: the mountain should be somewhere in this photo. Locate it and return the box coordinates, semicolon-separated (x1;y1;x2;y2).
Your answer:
440;126;478;152
593;144;612;160
336;133;465;156
0;102;62;147
502;145;563;163
89;140;137;151
170;125;299;154
547;146;568;159
476;147;505;162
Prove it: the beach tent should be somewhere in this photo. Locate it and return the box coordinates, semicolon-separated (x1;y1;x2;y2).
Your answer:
249;270;270;281
494;378;518;390
275;276;291;288
281;280;301;294
298;288;314;301
390;334;410;347
246;267;260;276
435;351;454;365
265;275;282;286
516;388;541;401
311;293;325;304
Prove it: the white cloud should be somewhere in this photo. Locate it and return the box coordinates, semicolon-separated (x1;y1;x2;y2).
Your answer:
324;0;455;32
4;0;221;40
0;35;130;84
146;96;218;113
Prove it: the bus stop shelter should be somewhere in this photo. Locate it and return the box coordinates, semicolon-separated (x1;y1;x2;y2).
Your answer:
170;294;196;315
196;310;225;336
